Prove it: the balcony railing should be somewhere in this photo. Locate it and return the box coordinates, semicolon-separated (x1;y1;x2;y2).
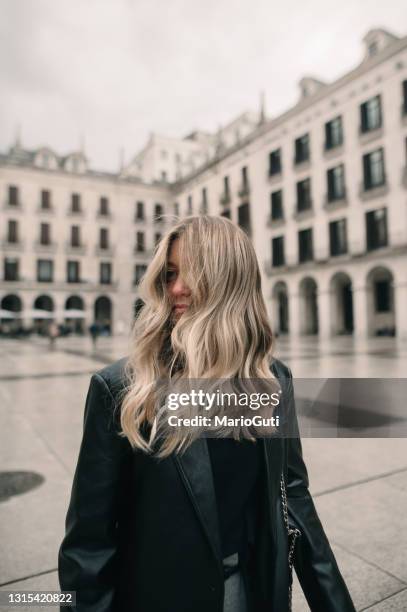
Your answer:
0;239;25;251
219;192;231;206
34;241;58;253
94;245;115;257
266;215;285;228
237;183;250;198
323;189;348;209
3;201;23;211
133;247;153;258
358;178;388;201
65;242;87;255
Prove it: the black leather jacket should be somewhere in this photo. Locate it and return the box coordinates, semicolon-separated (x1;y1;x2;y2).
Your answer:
58;357;356;612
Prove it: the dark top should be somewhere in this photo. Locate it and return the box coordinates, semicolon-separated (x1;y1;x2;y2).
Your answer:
206;437;261;559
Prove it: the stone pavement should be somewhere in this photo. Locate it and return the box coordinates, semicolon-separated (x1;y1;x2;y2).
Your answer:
0;334;406;611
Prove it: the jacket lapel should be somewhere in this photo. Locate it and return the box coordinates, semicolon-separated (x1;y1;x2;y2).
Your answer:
173;437;224;576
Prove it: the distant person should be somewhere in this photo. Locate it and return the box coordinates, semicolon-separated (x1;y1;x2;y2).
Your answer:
89;322;100;349
48;322;59;350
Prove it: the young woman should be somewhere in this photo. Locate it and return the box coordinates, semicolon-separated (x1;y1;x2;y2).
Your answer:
58;215;356;612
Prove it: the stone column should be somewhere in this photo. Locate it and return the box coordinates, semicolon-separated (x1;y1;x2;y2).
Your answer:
317;289;332;340
394;280;407;341
351;284;369;339
288;291;301;338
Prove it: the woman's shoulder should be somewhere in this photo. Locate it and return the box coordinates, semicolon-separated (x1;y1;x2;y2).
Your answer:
94;356;130;403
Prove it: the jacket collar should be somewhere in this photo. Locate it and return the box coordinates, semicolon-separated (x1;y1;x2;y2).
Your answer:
173;435;284;575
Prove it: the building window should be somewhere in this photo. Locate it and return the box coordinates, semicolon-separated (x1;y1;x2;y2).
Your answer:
7;220;18;243
100;228;109;249
268;149;282;176
237;203;251;235
71;193;81;213
298;228;313;262
241;166;249;190
325;116;343;150
294;134;310;164
37;259;53;282
4;257;19;281
154;203;164;223
223;176;230;196
296;178;312;212
363;148;385;190
134;264;147;286
67;261;80;283
136;231;145;252
173;202;179;216
375;280;391;312
71;225;81;247
135;201;145;221
41;190;51;209
201;188;208;213
40;222;51;245
366;208;388;251
161;170;167;182
100;262;112;284
221;209;231;219
327;165;346;201
8;185;19;206
360;95;382;133
329;219;347;256
272;236;285;267
155;233;162;246
270;190;283;220
187;196;193;214
402;80;407;115
99;197;109;215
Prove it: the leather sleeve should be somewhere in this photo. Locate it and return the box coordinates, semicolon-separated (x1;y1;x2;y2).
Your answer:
284;367;356;612
58;373;132;612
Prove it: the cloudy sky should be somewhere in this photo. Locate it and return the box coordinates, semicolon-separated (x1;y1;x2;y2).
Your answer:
1;0;406;171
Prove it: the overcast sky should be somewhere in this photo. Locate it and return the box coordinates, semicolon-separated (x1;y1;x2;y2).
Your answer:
1;0;406;172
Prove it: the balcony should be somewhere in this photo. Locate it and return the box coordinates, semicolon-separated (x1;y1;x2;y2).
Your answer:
219;192;231;206
37;205;54;215
267;167;282;184
322;142;344;160
67;208;84;217
65;242;87;255
3;201;23;212
134;215;146;224
358;178;388;201
96;211;113;221
237;183;250;199
94;245;115;257
266;215;285;228
358;124;383;145
293;201;314;221
133;247;153;258
293;156;311;172
323;189;348;211
34;241;58;253
0;239;25;252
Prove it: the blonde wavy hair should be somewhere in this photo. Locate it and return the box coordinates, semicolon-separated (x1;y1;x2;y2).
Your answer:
119;214;279;457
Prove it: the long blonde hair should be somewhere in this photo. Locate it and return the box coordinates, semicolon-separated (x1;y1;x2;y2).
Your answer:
120;215;278;457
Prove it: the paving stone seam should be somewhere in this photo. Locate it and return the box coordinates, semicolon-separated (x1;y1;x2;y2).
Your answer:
313;465;407;498
358;585;407;611
0;568;57;588
331;540;407;586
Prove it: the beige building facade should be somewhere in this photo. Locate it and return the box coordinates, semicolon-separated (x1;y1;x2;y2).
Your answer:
1;28;407;339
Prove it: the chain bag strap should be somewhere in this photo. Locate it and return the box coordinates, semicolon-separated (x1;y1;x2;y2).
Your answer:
280;473;302;611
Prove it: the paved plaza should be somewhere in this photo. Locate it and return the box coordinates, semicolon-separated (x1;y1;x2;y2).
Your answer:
0;334;406;611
